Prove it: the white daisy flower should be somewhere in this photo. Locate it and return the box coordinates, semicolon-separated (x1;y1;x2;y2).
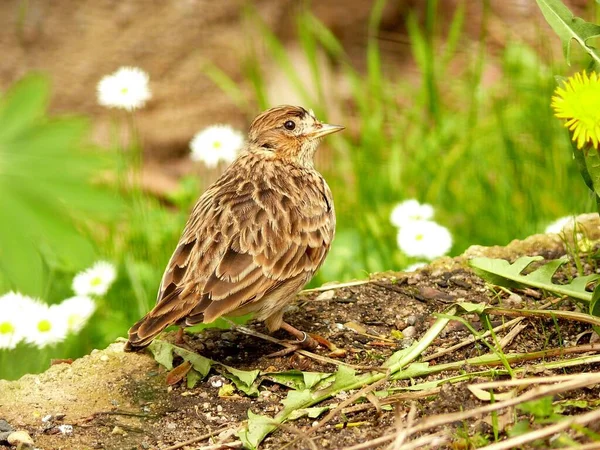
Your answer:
390;199;434;228
57;296;96;334
0;292;36;350
72;261;117;297
97;67;151;111
405;262;427;272
397;220;453;260
190;125;245;168
25;302;69;348
544;216;575;234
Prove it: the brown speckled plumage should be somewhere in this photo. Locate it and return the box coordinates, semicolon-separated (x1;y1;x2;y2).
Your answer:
125;106;343;350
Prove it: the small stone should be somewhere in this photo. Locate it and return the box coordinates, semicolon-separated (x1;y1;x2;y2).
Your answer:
57;424;73;435
505;293;523;308
100;355;109;362
111;426;127;436
209;376;225;388
41;415;53;423
0;420;14;432
7;431;34;446
315;290;335;301
334;323;344;330
216;405;223;413
166;422;176;430
220;332;236;341
406;315;418;326
402;326;417;338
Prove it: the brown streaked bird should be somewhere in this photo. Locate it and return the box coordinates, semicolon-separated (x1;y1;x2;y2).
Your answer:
125;105;343;352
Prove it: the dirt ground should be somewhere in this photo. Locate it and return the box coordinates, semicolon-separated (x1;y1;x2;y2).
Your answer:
2;214;600;450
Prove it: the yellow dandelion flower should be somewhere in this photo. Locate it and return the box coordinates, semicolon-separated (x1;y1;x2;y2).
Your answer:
552;71;600;150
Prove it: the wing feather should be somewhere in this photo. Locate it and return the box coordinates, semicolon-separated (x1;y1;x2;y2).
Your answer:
126;155;335;349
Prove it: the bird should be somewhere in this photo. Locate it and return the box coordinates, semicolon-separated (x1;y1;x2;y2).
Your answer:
125;105;343;352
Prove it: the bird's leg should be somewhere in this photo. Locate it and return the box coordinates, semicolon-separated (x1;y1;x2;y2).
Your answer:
175;326;186;345
279;321;319;350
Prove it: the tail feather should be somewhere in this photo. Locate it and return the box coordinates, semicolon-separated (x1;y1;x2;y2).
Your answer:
124;292;196;352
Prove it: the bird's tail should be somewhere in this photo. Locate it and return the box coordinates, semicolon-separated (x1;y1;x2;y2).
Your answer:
124;294;192;352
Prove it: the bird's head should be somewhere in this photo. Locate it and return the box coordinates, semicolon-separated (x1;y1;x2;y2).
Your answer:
248;105;344;166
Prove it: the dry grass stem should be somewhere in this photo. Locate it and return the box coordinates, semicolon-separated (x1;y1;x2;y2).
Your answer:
163;425;236;450
498;322;528;349
300;280;370;294
342;388;442;415
477;408;600;450
308;373;391;434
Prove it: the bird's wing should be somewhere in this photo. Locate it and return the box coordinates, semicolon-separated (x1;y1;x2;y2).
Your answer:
184;177;334;324
127;170;334;347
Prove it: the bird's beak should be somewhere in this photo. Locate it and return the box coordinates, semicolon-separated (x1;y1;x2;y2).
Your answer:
307;123;345;139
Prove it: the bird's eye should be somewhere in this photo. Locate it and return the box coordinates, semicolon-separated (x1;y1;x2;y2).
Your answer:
284;120;296;131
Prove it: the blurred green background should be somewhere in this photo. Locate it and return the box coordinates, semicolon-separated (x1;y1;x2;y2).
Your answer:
0;0;595;379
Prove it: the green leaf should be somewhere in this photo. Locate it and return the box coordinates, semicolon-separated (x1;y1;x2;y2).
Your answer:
187;369;202;389
238;410;277;450
456;302;487;314
281;389;313;411
469;256;599;302
584;148;600;199
330;365;359;391
591;283;600;318
573;142;595;192
288;406;329;421
265;370;332;390
303;371;332;389
0;74;122;290
148;340;213;380
391;362;431;381
147;340;176;370
219;365;260;396
172;347;212;378
517;396;559;420
536;0;600;66
0;74;48;140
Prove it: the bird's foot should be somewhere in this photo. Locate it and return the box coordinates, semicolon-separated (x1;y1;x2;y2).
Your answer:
266;322;320;357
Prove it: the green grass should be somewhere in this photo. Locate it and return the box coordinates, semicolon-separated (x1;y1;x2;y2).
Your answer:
1;0;597;379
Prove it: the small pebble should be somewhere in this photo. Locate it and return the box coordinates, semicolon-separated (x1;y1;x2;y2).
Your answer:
41;415;53;423
406;315;418;326
100;355;109;362
111;426;127;436
220;332;236;341
402;326;417;338
209;376;225;388
57;425;73;435
7;430;34;446
315;290;335;301
334;323;344;330
0;420;13;432
216;405;223;413
505;293;523;308
166;422;176;430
